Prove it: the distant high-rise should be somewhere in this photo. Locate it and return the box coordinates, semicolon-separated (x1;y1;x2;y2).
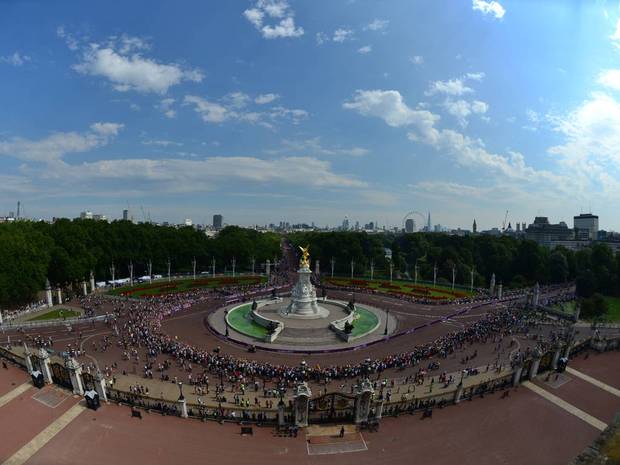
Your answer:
473;219;477;234
405;218;415;233
123;209;129;221
574;213;598;241
426;212;431;232
213;214;223;230
80;211;93;220
342;216;350;230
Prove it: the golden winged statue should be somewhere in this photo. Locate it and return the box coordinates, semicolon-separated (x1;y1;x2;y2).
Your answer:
299;245;310;268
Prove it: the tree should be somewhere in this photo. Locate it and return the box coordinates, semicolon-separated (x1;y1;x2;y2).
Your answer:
580;293;608;320
549;250;569;283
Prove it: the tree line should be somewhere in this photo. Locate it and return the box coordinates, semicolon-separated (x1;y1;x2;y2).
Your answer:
0;220;281;306
289;231;620;298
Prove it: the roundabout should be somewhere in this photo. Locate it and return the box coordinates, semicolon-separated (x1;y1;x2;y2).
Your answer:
209;247;396;352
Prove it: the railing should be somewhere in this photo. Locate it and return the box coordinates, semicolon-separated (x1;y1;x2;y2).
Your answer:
0;314;110;330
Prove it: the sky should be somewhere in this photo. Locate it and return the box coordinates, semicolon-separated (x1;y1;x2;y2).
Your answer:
1;0;620;231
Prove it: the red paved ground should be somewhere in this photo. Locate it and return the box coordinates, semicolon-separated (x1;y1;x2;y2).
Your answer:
570;351;620;389
0;366;80;462
0;363;28;397
22;381;602;465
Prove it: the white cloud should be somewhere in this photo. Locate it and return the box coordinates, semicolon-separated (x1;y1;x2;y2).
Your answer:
365;19;389;32
315;32;329;45
0;123;122;163
333;28;354;43
410;55;424;65
357;45;372;54
598;69;620;91
157;98;177;118
243;1;304;39
38;156;366;192
184;95;308;127
0;52;31;66
343;89;440;144
275;137;369;157
142;139;183;147
184;95;229;123
472;0;506;19
443;99;488;126
56;26;79;50
426;78;473;96
610;19;620;46
255;93;279;104
465;72;486;81
71;36;203;94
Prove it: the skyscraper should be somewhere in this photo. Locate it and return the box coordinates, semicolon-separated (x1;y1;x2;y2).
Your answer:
213;214;223;230
123;209;129;221
405;218;415;233
473;219;477;234
427;212;431;231
574;213;598;241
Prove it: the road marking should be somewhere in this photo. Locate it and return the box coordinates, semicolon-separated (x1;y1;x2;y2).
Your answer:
2;402;86;465
523;381;608;431
566;367;620;398
0;383;31;409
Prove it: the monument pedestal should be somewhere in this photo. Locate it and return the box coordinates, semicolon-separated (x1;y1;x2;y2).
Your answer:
281;266;329;319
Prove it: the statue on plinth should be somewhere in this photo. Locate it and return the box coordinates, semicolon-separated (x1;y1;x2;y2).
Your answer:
282;246;329;319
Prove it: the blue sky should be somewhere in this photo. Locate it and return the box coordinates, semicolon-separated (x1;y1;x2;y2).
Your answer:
1;0;620;230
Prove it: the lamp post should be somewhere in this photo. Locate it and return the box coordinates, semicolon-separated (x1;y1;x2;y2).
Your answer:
433;263;437;288
389;261;394;283
212;257;216;277
370;259;374;281
452;265;456;290
414;260;418;285
148;259;152;283
350;260;355;279
251;257;255;276
192;257;197;281
178;381;184;401
129;261;134;287
167;258;171;282
110;263;115;288
331;257;335;278
470;266;475;292
384;309;389;335
232;257;236;278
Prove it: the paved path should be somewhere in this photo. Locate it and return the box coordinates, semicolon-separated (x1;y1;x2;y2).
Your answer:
0;383;31;409
522;381;608;431
566;367;620;398
2;402;86;465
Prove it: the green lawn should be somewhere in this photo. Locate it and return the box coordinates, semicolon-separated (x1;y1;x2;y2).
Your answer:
325;277;472;301
226;304;269;339
109;275;266;298
350;307;379;337
554;297;620;322
28;308;81;321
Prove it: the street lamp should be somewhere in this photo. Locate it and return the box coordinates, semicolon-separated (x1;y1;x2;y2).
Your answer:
178;381;184;401
384;309;389;335
331;257;335;278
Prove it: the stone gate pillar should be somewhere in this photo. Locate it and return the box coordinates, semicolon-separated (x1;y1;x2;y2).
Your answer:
277;399;286;427
23;343;33;374
293;382;311;427
45;279;53;308
354;378;374;424
373;397;384;420
533;282;540;307
551;342;562;370
512;361;524;387
38;348;52;384
65;357;84;395
94;370;108;402
454;381;464;404
315;260;320;276
56;288;63;305
497;283;503;300
90;271;95;293
82;281;88;296
529;347;542;379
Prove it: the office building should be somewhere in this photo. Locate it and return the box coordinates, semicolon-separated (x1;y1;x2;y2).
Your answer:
405;218;415;233
574;213;599;241
213;214;223;230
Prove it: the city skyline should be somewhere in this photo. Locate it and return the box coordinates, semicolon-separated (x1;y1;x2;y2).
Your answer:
1;2;620;229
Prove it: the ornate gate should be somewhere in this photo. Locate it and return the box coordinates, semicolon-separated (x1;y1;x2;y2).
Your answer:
82;372;96;391
30;354;41;371
50;362;72;389
539;351;553;372
308;392;356;424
